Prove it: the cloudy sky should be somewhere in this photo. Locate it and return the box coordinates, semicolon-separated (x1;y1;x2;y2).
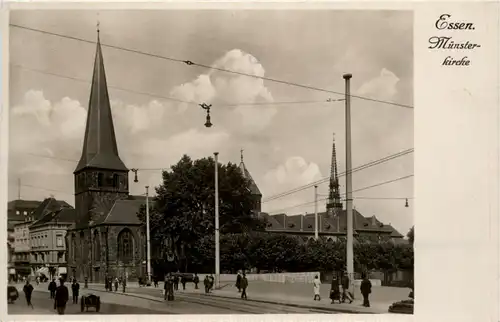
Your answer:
8;10;413;234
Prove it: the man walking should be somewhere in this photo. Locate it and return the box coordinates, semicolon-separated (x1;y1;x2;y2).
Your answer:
114;277;119;292
48;278;57;299
236;272;242;293
71;279;80;304
54;278;69;315
203;275;210;293
240;273;248;299
341;271;353;304
23;280;34;309
360;273;372;307
122;277;127;293
193;273;199;289
313;275;321;301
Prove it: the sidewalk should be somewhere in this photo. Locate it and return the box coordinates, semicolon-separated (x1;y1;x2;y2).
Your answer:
83;281;405;314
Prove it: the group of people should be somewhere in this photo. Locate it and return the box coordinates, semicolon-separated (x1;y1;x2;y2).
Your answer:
322;271;372;307
235;271;249;299
21;277;74;314
104;276;126;293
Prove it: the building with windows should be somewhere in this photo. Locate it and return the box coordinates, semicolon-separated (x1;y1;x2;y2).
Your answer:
66;31;148;283
13;220;33;278
30;206;75;279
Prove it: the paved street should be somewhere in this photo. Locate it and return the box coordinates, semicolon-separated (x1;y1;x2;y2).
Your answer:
8;287;169;315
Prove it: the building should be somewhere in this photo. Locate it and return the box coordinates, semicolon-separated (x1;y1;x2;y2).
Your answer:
66;30;148;283
238;150;262;214
12;197;73;279
261;211;405;243
30;206;75;279
8;199;43;279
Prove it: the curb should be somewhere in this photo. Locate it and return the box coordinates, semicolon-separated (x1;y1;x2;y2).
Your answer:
201;292;377;314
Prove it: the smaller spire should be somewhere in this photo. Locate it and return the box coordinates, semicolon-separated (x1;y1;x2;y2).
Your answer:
240;149;244;162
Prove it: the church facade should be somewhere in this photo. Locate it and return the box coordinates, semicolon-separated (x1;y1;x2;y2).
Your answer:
66;31;147;283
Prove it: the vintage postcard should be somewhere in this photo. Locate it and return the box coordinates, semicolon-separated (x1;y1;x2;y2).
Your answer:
0;2;498;322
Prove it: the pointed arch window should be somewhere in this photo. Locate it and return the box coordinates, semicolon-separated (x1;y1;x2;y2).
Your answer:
117;229;134;264
79;231;85;259
71;233;77;260
93;230;101;261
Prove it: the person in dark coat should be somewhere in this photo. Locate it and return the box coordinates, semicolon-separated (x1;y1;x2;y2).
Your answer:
208;274;214;291
54;279;69;315
154;276;159;288
173;274;179;291
114;277;119;292
203;275;210;293
360;273;372;307
165;274;175;301
71;279;80;304
193;273;199;289
329;276;341;304
181;276;187;290
236;272;242;292
240;273;248;299
341;272;353;304
122;277;127;293
163;275;169;300
23;280;34;309
48;279;57;299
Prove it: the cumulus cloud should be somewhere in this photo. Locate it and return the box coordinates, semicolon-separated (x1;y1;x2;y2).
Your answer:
261;156;324;214
356;68;400;101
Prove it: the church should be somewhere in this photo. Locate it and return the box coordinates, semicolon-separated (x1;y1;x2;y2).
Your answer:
66;30;149;283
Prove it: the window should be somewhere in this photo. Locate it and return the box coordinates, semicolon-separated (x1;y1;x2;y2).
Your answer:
56;234;63;247
93;230;101;261
97;173;103;187
71;233;77;260
117;229;134;263
113;174;119;188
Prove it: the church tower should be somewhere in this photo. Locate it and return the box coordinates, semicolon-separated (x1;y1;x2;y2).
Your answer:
239;150;262;214
74;29;129;227
326;133;343;217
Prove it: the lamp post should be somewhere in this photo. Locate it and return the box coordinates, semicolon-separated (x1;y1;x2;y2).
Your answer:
314;185;319;240
343;73;354;293
214;152;220;289
146;186;151;284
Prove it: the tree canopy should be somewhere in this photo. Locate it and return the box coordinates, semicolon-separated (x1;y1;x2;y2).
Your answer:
407;226;414;245
137;154;266;272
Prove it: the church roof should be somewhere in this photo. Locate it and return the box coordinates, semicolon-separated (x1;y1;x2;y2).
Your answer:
74;31;128;173
238;151;261;196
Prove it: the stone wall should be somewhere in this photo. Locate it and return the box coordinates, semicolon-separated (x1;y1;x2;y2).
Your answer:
197;272;321;284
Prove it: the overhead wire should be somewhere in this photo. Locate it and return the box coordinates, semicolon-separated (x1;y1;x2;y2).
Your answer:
266;174;413;214
11;23;414;109
262;148;413;203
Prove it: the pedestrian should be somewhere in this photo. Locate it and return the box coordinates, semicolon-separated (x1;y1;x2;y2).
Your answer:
341;271;353;304
104;276;109;291
54;278;69;315
122;277;127;293
240;273;248;300
154;276;159;288
114;277;119;292
48;278;57;299
181;275;187;290
329;276;341;304
203;276;210;293
236;271;242;292
23;279;34;309
193;273;199;289
84;276;88;289
35;276;40;286
313;275;321;301
360;273;372;307
163;275;169;300
208;274;214;291
174;274;179;291
71;279;80;304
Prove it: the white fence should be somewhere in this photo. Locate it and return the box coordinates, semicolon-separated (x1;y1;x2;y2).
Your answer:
197;272;321;284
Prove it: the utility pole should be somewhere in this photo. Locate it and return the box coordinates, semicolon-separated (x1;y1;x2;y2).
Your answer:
314;185;319;240
214;152;220;289
145;186;151;284
344;73;354;293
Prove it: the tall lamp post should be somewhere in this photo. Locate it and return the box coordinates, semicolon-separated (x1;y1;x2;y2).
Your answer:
145;186;151;284
343;73;354;292
214;152;220;289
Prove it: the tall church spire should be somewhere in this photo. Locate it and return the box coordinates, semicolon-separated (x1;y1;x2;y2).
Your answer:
239;149;261;196
74;29;127;173
326;132;342;216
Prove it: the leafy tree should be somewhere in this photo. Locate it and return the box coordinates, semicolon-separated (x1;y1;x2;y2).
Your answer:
407;226;414;245
137;155;266;272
